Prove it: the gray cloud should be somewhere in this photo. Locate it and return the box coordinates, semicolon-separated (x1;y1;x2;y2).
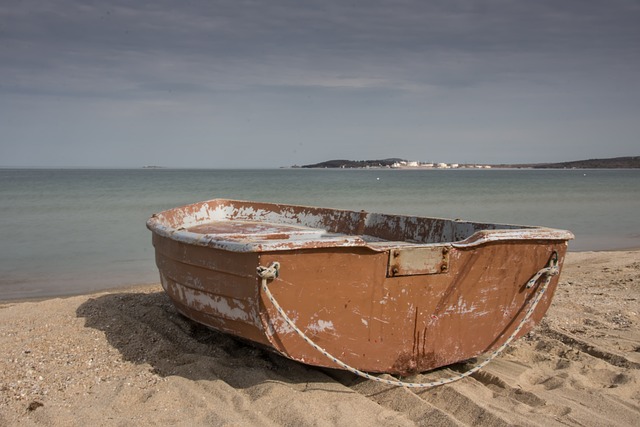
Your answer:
1;1;639;167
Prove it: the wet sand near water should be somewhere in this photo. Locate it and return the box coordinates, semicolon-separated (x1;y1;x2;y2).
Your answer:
1;251;638;426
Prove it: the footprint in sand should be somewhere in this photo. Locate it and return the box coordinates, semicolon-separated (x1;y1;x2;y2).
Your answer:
539;374;567;390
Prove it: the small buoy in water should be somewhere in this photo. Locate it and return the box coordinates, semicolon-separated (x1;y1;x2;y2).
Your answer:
584;173;587;176
376;177;380;180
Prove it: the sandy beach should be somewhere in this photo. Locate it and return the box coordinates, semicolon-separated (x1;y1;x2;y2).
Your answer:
1;250;638;426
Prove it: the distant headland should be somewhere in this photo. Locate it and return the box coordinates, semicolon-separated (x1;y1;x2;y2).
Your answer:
294;156;640;169
504;156;640;169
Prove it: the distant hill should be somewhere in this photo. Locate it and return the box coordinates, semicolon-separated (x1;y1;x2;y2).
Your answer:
523;156;640;169
300;158;405;168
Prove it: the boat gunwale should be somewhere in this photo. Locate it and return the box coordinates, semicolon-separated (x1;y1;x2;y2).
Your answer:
146;199;574;252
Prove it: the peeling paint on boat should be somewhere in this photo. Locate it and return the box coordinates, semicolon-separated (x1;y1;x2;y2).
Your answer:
266;311;299;336
442;297;480;316
181;284;250;322
306;319;335;334
148;199;573;253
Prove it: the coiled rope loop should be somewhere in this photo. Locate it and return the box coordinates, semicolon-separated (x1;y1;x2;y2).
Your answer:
257;252;559;389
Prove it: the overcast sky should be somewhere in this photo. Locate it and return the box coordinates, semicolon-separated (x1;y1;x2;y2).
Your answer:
1;1;638;168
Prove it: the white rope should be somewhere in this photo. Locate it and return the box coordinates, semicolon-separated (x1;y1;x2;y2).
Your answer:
258;254;559;388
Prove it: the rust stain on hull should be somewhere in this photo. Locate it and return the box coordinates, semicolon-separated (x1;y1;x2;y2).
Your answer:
147;199;573;374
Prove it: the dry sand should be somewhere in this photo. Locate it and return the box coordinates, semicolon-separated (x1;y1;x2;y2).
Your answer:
1;251;638;426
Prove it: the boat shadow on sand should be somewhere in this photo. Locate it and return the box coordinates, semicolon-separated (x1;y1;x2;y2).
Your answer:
75;289;372;391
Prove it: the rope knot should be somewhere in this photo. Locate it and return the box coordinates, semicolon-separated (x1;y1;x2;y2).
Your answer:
526;252;559;289
257;261;280;280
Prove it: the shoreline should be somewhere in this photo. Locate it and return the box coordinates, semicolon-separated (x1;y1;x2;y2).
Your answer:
0;282;162;305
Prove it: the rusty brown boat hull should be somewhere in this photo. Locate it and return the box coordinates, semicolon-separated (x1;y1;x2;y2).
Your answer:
147;199;573;374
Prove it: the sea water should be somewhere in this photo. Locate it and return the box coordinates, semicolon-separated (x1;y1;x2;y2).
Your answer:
1;168;639;300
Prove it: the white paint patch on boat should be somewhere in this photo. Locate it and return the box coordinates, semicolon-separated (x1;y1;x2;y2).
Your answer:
361;318;368;327
440;295;491;319
306;319;335;333
179;286;249;322
444;296;478;316
265;311;299;336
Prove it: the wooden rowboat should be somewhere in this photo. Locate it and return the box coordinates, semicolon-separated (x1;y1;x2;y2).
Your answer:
147;199;573;375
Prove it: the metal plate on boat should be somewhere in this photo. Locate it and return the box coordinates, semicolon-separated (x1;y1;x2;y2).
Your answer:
388;245;449;276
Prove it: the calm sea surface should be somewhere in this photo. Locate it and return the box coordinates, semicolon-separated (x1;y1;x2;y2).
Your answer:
1;168;639;300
